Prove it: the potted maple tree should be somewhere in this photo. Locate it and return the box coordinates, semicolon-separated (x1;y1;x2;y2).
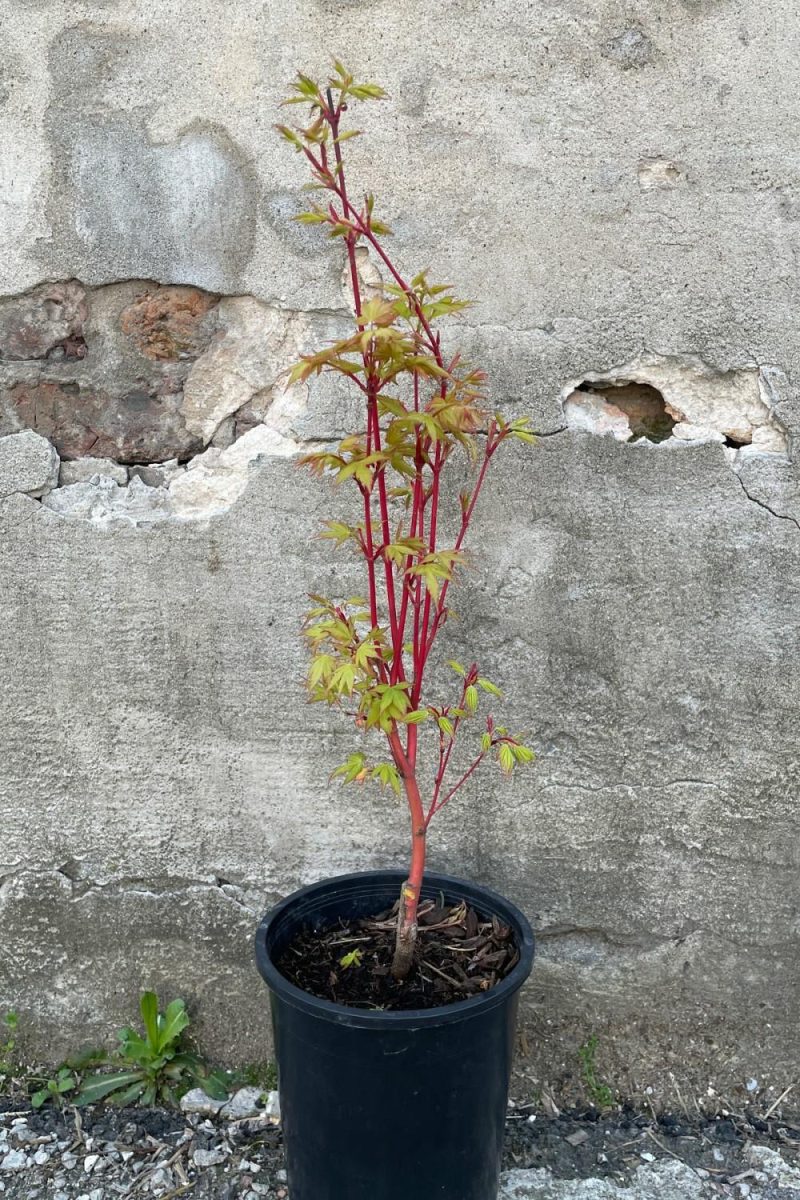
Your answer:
255;63;537;1200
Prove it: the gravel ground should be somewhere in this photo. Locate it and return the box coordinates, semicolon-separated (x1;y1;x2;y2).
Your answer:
1;1091;799;1199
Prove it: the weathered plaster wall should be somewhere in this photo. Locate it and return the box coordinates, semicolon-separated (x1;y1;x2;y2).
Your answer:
1;0;799;1101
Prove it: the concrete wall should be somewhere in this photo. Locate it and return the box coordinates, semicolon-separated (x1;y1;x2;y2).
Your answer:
2;0;798;1102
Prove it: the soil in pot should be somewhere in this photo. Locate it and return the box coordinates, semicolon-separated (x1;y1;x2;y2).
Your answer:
274;895;520;1009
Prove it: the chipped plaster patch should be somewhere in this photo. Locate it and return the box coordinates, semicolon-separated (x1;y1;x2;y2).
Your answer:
562;353;790;466
180;298;311;443
638;158;685;190
0;282;349;526
168;425;313;519
39;425;318;526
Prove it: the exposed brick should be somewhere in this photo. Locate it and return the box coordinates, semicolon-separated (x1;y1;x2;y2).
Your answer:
120;286;219;361
0;281;87;362
6;380;203;463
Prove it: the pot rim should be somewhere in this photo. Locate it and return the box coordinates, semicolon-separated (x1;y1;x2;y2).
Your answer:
254;869;535;1029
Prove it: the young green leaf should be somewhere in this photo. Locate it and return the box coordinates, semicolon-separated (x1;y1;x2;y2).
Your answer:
402;709;430;724
294;210;329;225
332;753;368;784
498;743;515;774
159;1000;190;1052
139;991;159;1051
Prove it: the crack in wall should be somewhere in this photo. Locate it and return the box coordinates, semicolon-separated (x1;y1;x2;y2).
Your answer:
3;865;261;917
732;469;800;533
536;778;733;799
536;920;701;953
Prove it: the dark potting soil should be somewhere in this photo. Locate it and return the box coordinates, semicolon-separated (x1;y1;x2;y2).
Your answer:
274;896;519;1009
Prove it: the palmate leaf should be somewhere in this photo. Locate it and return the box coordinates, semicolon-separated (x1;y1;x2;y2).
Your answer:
275;124;304;149
330;663;357;695
391;412;443;442
346;83;388;100
377;393;408;418
356;298;399;327
294;210;329;225
291;72;321;102
498;743;516;774
320;521;358;547
477;677;502;697
332;753;367;784
336;451;386;487
383;538;427;565
359;681;412;731
308;654;334;689
371;763;401;794
406;550;465;600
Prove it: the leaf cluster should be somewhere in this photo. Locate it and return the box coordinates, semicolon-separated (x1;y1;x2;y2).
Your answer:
62;992;230;1109
444;662;534;776
280;63;537;813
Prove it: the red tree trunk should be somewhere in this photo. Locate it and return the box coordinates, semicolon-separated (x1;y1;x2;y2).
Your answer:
390;734;426;980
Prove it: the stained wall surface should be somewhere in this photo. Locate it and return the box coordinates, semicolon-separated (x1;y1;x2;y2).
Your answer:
1;0;798;1099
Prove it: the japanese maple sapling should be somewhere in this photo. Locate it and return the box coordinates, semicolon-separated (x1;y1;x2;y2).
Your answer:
278;63;536;982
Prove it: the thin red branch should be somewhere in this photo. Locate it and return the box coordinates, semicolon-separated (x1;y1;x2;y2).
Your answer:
427;676;470;821
329;102;402;677
299;86;518;853
425;749;488;829
412;443;443;704
423;430;497;659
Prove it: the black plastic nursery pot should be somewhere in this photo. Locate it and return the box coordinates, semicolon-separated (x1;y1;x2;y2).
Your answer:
254;869;535;1200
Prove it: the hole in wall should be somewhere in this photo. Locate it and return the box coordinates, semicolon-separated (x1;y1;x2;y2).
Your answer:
574;381;676;443
562;354;790;464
